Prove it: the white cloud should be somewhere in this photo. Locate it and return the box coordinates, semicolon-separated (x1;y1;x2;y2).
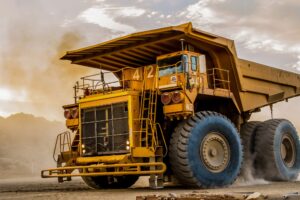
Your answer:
178;0;300;71
118;7;145;17
181;0;226;29
0;88;13;101
292;55;300;71
78;6;145;33
244;36;286;52
0;88;27;102
0;109;11;117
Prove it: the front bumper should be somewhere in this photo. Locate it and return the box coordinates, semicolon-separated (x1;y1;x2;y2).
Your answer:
41;162;166;178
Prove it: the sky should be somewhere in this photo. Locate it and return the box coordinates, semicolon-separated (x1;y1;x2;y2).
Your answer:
0;0;300;122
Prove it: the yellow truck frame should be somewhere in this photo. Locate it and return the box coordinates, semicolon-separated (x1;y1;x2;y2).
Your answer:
42;22;300;189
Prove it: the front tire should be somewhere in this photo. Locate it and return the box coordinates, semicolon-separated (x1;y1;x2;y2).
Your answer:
82;175;139;189
169;111;243;188
255;119;300;181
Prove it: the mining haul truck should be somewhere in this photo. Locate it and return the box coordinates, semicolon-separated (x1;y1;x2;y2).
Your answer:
42;23;300;189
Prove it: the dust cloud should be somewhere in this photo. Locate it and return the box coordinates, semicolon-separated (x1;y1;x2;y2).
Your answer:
0;24;98;178
0;1;110;120
0;113;65;179
236;154;269;186
1;28;96;120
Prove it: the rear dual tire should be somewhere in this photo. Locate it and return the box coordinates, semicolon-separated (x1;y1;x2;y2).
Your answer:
255;119;300;181
240;121;260;180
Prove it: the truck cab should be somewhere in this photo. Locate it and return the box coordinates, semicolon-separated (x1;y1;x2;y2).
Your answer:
157;51;208;119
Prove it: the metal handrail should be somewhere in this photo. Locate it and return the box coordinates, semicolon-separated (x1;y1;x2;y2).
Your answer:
207;68;230;90
53;131;72;162
73;67;142;103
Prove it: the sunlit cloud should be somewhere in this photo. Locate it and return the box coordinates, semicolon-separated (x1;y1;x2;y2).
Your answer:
0;88;27;102
78;6;145;33
176;0;300;71
0;88;12;101
0;110;10;117
292;55;300;71
180;0;226;29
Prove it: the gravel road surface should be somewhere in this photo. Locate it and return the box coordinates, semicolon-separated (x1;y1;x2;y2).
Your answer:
0;177;300;200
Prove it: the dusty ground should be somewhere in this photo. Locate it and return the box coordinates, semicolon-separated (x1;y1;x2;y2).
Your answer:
0;177;299;200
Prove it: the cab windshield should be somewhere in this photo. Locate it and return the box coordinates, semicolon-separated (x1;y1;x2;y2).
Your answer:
158;54;188;77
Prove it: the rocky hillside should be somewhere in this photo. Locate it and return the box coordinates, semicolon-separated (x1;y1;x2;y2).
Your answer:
0;113;65;178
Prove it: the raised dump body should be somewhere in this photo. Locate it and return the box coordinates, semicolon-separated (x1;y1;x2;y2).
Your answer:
42;22;300;189
238;59;300;112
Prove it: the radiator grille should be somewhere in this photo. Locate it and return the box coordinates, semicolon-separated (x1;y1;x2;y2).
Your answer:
81;102;129;156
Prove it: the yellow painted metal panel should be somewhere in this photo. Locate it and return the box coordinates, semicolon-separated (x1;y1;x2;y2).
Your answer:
163;103;193;114
76;154;128;164
80;91;139;104
131;95;141;147
80;97;128;109
144;65;157;90
123;67;144;90
66;118;79;127
128;94;133;149
164;104;184;113
132;147;155;157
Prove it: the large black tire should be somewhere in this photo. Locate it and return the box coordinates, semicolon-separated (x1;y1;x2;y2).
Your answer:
169;111;243;188
82;175;139;189
255;119;300;181
169;121;189;184
240;121;261;180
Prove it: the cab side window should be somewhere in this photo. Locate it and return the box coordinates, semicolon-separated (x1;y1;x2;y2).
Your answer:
182;55;189;72
191;56;198;71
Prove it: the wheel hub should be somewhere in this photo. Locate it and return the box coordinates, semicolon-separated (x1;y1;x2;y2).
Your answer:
209;148;217;157
200;132;230;173
281;133;296;168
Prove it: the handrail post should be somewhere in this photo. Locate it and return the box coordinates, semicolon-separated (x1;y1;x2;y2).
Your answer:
212;68;214;89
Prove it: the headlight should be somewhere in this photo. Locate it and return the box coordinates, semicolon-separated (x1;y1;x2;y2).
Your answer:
172;91;184;103
161;92;173;105
64;109;72;119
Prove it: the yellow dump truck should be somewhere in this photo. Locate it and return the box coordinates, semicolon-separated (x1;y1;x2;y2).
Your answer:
42;23;300;189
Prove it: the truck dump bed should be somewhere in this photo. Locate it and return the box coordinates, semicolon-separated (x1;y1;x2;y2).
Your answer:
62;22;300;114
238;59;300;112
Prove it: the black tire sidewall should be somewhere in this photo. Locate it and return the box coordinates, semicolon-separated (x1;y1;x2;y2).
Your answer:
273;120;300;180
187;115;242;187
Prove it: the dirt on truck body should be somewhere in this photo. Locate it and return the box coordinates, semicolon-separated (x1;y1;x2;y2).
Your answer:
41;22;300;189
